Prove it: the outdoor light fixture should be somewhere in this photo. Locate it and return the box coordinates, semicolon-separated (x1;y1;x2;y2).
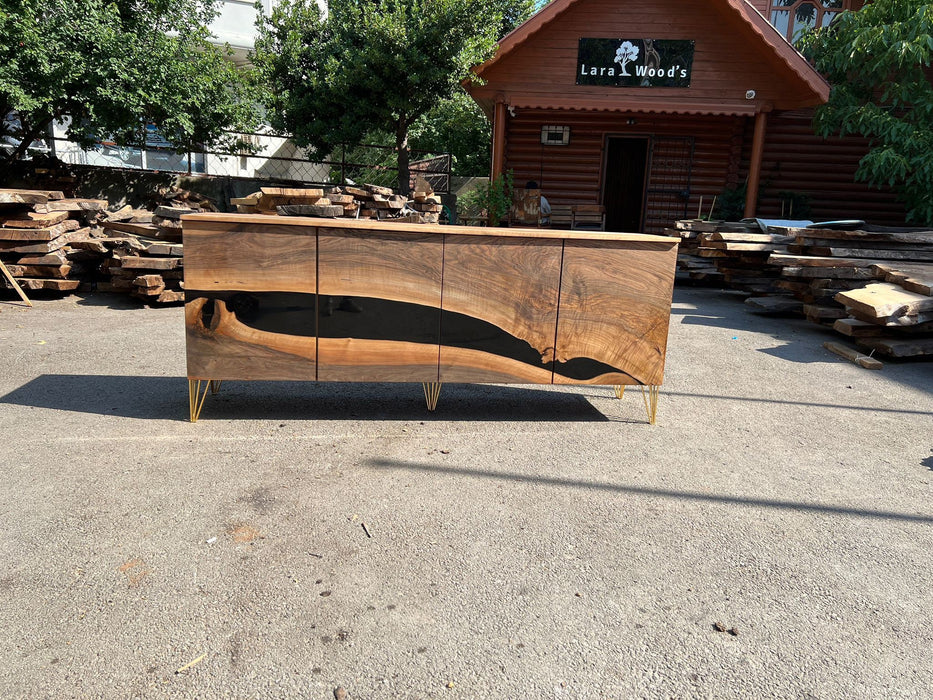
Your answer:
745;90;756;99
541;125;571;145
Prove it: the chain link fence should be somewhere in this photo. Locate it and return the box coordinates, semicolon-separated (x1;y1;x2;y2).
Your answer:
51;133;451;194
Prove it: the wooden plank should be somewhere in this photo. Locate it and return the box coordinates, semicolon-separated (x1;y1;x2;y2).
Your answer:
440;235;562;383
0;211;69;228
44;198;107;212
832;318;886;337
780;266;877;280
230;193;261;206
857;337;933;358
16;249;68;265
788;227;933;244
704;241;788;252
871;263;933;296
1;277;79;291
4;264;71;278
0;219;80;241
260;187;324;198
0;227;89;253
823;341;883;370
118;256;182;270
101;220;160;237
0;188;62;202
769;253;880;268
804;304;847;321
834;283;933;320
805;246;933;262
554;239;677;386
154;205;197;220
277;204;344;218
145;242;184;257
133;274;165;289
709;232;793;243
152;289;185;303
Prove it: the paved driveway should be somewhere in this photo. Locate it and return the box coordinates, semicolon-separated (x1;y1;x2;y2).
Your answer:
1;288;931;699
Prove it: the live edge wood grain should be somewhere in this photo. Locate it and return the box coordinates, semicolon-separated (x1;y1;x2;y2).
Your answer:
183;221;316;293
183;215;678;390
554;240;677;386
317;229;443;382
186;297;317;381
440;235;562;383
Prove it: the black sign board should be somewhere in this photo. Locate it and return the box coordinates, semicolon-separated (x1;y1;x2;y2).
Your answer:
576;39;695;88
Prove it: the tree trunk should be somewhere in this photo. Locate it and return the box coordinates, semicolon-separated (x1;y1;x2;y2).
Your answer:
3;115;53;164
395;118;410;196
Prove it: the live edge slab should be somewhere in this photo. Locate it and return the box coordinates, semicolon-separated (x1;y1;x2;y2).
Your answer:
182;213;678;422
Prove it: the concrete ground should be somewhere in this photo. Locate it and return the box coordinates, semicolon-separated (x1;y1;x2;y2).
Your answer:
0;287;930;700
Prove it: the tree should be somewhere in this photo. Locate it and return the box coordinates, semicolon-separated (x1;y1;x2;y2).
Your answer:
410;92;492;176
800;0;933;224
0;0;257;165
252;0;535;193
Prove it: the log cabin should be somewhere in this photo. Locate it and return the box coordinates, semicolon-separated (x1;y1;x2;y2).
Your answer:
464;0;907;233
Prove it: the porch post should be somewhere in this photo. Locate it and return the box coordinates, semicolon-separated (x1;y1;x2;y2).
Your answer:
744;111;768;218
491;99;507;179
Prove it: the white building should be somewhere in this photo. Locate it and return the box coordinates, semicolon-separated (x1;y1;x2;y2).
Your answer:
54;0;329;183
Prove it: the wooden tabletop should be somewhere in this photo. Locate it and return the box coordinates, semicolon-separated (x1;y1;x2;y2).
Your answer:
181;212;678;245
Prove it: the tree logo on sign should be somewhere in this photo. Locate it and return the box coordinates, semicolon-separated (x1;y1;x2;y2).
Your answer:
614;41;639;76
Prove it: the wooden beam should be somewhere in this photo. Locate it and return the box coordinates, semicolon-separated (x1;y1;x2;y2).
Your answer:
0;258;33;307
491;99;507;180
744;111;768;219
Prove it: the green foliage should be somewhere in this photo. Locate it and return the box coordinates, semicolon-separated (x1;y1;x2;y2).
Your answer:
776;190;812;219
0;0;258;163
410;92;491;176
799;0;933;225
458;169;512;224
714;184;747;221
253;0;534;192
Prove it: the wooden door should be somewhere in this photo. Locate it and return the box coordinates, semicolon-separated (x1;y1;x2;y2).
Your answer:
440;234;562;383
184;221;319;381
317;228;443;381
553;239;677;386
603;137;649;232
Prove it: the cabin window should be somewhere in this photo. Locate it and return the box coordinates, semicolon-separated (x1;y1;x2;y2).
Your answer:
770;0;849;44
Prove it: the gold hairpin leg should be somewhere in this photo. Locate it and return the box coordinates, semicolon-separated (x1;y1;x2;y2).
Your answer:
422;382;442;411
640;385;659;425
209;380;222;394
613;385;625;399
188;379;211;422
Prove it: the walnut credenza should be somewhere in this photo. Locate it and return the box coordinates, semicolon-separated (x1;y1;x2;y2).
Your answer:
182;214;678;421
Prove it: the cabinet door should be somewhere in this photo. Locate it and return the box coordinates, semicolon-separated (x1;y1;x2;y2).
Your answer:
554;239;676;386
317;228;443;382
185;221;318;381
440;235;561;383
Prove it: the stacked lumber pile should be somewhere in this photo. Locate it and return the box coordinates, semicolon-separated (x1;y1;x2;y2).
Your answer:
665;220;724;285
0;188;106;294
766;225;933;329
230;178;443;224
149;188;218;241
0;187;194;305
98;240;185;304
829;265;933;360
665;219;792;295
